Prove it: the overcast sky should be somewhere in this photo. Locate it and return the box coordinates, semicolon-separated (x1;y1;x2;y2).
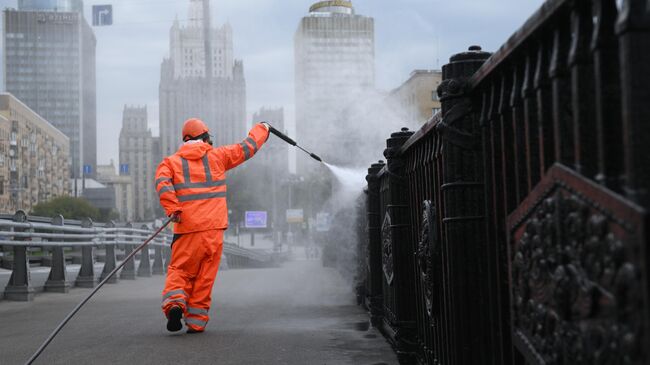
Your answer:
0;0;544;167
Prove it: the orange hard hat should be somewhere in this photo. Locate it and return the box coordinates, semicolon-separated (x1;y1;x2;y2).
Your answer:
182;118;209;141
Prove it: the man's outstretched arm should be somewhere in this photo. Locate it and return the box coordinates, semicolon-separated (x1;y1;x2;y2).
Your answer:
213;123;270;171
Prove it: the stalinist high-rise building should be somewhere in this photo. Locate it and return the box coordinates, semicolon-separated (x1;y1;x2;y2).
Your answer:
295;1;374;169
119;105;155;221
159;0;246;157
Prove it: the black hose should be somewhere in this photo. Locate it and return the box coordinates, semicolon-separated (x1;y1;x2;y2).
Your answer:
25;218;173;365
267;125;297;146
266;123;323;163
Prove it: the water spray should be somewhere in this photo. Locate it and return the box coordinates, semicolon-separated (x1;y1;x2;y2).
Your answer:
266;124;323;163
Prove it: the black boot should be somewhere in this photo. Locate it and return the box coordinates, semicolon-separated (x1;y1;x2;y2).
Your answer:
166;306;183;332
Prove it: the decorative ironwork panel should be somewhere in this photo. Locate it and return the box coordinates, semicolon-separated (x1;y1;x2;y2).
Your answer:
416;200;437;319
508;165;645;364
382;212;394;285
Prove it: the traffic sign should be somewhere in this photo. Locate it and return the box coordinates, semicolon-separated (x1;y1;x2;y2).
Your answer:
316;212;331;232
83;165;92;174
119;163;129;175
245;211;267;228
92;5;113;26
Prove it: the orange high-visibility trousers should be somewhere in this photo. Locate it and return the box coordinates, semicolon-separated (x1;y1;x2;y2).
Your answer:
161;229;224;331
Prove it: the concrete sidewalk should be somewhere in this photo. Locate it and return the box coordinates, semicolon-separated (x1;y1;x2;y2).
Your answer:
0;260;398;365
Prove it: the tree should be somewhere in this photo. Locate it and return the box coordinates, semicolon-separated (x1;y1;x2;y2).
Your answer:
31;196;101;221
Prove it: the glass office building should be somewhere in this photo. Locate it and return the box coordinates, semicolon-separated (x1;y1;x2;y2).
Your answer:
18;0;83;12
2;8;96;179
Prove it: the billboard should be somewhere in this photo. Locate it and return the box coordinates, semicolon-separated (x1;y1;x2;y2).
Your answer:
245;211;267;228
286;209;304;223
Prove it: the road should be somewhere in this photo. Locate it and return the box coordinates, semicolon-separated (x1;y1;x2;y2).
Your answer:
0;258;398;365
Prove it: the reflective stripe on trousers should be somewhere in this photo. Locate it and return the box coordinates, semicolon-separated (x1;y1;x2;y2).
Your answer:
185;317;208;329
187;307;209;316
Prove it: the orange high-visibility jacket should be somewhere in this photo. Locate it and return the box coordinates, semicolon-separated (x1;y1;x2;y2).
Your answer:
155;123;270;234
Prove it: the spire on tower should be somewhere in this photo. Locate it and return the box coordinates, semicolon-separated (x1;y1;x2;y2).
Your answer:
188;0;204;28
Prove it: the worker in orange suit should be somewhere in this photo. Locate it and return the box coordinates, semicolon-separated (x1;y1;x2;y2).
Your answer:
155;118;270;333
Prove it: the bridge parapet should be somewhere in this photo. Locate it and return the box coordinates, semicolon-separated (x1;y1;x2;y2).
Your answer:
0;211;277;302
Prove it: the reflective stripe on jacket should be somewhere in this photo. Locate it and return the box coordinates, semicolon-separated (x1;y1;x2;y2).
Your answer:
155;123;269;234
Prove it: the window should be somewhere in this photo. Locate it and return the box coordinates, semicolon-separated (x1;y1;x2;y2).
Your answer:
432;108;441;116
432;90;439;101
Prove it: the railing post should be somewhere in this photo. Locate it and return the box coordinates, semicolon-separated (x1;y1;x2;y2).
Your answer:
44;215;70;293
381;127;415;361
4;211;34;301
355;190;368;305
137;224;152;277
438;46;493;363
120;222;137;280
100;221;118;284
75;217;96;288
617;0;650;207
365;160;385;326
569;0;598;178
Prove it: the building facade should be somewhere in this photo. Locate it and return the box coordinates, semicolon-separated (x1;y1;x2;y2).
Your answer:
119;106;155;221
96;162;134;222
389;70;442;124
250;107;288;230
252;107;288;175
294;0;374;170
0;93;70;213
2;7;96;180
17;0;83;12
159;0;246;157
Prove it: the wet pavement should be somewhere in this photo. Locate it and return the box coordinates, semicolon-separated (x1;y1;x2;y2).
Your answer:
0;258;398;365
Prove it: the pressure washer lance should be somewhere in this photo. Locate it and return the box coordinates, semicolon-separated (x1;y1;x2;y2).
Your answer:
25;218;173;365
266;124;323;163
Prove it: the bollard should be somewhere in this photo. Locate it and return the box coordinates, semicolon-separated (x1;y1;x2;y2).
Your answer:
100;221;119;284
4;211;35;301
120;222;137;280
365;160;385;326
163;242;172;270
137;224;152;277
152;240;165;275
75;218;96;288
44;215;70;293
219;254;229;271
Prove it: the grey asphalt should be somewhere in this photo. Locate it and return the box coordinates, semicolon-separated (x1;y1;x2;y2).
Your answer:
0;259;398;365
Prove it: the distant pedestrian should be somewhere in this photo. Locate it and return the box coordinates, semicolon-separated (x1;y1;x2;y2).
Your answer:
155;118;269;333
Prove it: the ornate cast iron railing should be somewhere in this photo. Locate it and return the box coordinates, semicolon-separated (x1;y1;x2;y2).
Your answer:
358;0;650;364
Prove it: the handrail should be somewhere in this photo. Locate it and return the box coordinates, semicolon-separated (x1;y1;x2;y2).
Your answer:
0;211;280;302
469;0;570;88
399;112;442;154
0;214;272;261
